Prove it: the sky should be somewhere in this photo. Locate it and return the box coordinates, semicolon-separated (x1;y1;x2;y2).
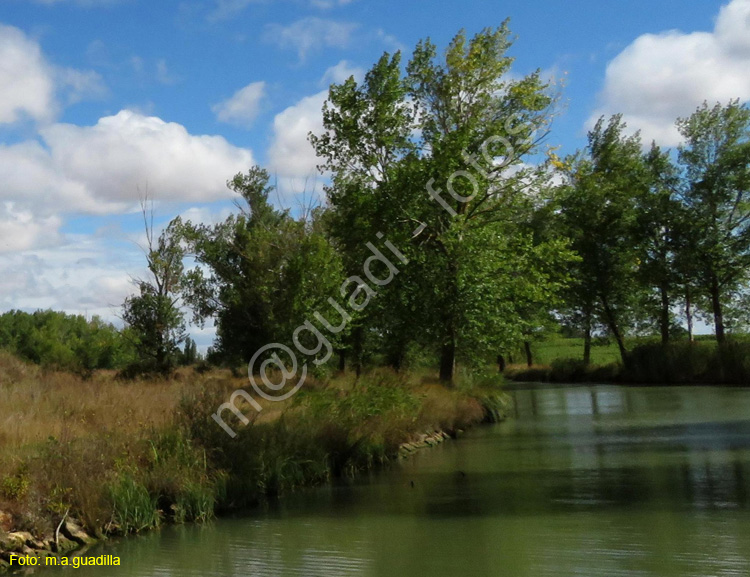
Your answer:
1;0;748;349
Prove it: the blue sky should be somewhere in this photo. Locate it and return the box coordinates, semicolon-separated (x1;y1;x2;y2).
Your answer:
1;0;747;348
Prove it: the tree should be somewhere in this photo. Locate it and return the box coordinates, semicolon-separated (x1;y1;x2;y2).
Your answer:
633;143;683;346
676;100;750;344
314;24;573;383
122;201;186;375
180;337;198;366
0;309;133;374
310;52;416;374
179;167;344;367
557;116;646;364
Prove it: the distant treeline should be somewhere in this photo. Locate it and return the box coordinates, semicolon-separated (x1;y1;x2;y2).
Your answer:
0;310;200;376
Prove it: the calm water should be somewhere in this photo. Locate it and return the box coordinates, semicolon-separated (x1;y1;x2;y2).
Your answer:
54;385;750;576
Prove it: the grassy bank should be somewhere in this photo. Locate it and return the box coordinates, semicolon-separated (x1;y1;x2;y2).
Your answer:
506;340;750;385
0;352;508;568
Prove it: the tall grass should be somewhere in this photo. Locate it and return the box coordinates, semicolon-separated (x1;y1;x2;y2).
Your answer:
0;353;508;541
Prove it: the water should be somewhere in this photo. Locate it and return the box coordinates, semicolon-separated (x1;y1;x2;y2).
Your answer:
53;385;750;576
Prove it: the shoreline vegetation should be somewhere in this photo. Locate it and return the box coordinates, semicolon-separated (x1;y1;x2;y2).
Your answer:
0;351;509;572
505;339;750;386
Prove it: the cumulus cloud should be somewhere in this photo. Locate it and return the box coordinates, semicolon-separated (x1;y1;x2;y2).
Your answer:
319;59;363;86
37;110;254;213
0;23;105;125
0;110;254;224
0;237;136;322
311;0;355;9
589;0;750;145
264;17;359;62
56;68;107;104
0;24;57;124
267;60;365;190
212;81;266;127
0;204;63;254
268;90;327;182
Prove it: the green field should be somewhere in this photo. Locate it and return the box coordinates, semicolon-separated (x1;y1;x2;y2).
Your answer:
526;338;621;366
519;335;732;367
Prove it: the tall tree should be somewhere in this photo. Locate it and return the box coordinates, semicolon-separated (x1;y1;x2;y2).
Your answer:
122;202;186;375
633;143;683;346
557;116;646;364
179;167;344;366
676;100;750;344
314;24;572;383
310;52;416;374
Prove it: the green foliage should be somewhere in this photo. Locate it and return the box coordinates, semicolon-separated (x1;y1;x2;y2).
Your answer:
1;467;30;502
178;167;344;366
313;24;574;382
625;341;750;385
676;100;750;342
122;214;187;376
0;310;134;374
556;115;648;362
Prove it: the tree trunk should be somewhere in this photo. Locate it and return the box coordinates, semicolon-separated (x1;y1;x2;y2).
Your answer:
600;296;628;364
685;286;694;342
523;341;533;367
660;281;670;346
439;339;456;384
710;274;726;345
583;310;592;367
337;349;346;372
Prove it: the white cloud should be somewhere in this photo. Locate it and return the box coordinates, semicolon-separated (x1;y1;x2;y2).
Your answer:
268;90;327;182
590;0;750;146
207;0;258;22
38;110;255;213
0;237;137;323
0;23;106;125
267;60;365;191
0;111;254;225
0;24;57;124
56;68;107;104
320;60;363;86
264;17;359;62
0;204;63;254
208;0;354;20
212;81;266;127
155;59;180;85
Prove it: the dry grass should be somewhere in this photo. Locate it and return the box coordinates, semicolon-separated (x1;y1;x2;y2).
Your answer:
1;353;179;454
0;351;507;538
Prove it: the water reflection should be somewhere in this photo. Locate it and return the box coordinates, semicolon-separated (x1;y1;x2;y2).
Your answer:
49;385;750;577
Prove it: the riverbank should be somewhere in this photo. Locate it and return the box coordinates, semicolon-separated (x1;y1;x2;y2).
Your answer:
505;340;750;386
0;353;509;572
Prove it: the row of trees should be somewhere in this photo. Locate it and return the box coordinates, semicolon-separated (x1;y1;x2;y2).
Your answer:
558;102;750;364
119;24;750;381
0;309;201;375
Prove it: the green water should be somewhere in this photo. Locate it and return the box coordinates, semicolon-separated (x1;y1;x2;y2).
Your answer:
55;385;750;576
